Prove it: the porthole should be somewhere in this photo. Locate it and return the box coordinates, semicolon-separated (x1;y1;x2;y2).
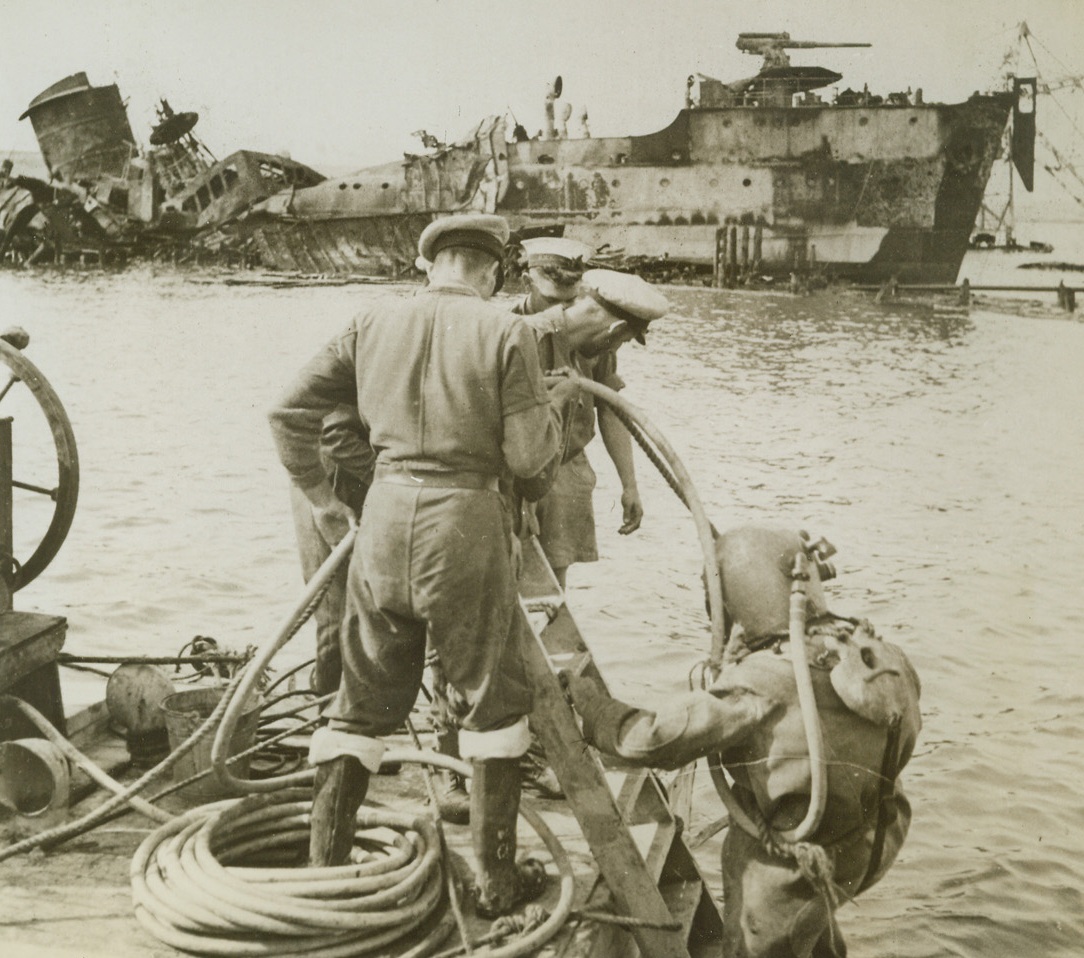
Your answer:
611;179;620;188
742;177;752;187
381;182;389;189
859;116;869;126
660;178;671;187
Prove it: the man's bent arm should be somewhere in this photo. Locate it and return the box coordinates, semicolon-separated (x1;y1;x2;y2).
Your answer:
502;403;562;480
567;676;774;771
269;330;358;489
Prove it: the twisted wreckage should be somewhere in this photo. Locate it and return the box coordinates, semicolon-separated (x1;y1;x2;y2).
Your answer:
1;33;1035;282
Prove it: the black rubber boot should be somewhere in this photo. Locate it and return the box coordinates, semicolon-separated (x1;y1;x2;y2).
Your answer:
308;755;369;867
435;729;471;825
471;757;547;918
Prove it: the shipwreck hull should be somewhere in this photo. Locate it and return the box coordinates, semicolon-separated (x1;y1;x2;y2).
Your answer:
248;92;1011;284
250;212;433;274
498;92;1012;283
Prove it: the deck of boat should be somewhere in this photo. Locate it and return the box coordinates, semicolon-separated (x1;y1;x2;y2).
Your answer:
0;699;713;958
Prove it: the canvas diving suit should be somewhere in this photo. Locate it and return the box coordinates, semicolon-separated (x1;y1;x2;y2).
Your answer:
566;623;921;958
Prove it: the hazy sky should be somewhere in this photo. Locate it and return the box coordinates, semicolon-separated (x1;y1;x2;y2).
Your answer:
0;0;1080;173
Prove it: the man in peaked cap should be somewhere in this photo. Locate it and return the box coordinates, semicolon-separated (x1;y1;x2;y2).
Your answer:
515;236;593;314
519;266;669;590
270;212;575;918
510;267;667;799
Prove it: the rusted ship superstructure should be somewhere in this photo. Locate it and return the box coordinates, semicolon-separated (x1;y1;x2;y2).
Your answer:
247;33;1024;283
2;36;1034;282
0;73;324;266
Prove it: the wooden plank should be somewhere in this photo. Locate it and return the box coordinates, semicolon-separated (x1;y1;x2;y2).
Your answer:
518;610;693;958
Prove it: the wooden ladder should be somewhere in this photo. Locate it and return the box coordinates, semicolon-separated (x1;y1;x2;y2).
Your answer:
517;536;723;958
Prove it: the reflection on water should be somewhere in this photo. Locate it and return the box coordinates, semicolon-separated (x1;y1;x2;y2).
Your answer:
2;260;1083;956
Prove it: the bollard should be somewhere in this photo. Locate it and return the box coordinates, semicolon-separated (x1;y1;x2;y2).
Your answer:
727;225;738;288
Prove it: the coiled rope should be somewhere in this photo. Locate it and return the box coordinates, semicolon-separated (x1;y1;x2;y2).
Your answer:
131;773;576;958
187;525;576;956
132;789;455;957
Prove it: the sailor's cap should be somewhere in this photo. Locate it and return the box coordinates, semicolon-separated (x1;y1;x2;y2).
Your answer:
581;269;670;345
521;236;593;271
418;214;510;263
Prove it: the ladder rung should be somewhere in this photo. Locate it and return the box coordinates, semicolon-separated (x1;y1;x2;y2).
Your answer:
524;594;565;614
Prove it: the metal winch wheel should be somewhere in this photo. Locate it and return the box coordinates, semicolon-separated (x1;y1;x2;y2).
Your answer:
0;337;79;590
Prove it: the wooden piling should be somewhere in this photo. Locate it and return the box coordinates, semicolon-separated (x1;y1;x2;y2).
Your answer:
727;225;738;288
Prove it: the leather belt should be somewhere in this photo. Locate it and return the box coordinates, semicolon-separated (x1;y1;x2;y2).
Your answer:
374;462;500;492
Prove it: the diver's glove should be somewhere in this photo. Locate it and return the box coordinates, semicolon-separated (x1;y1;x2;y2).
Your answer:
558;672;639;755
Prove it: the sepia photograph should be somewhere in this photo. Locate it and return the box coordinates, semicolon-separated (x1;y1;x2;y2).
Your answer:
0;1;1081;955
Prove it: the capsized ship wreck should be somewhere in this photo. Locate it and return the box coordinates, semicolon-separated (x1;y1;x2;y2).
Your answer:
247;33;1031;284
0;73;324;266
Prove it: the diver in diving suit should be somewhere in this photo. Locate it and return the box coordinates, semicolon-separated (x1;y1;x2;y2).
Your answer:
563;527;922;957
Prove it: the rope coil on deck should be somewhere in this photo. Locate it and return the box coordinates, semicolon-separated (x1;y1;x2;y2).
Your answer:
131;781;576;958
132;788;455;957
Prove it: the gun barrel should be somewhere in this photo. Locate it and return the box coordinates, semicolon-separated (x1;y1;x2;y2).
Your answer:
782;41;872;49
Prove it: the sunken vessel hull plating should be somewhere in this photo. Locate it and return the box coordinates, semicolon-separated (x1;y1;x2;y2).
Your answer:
248;93;1013;284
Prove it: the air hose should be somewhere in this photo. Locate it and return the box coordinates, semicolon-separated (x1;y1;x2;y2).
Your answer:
132;782;575;958
196;525;575;956
575;377;827;845
572;378;726;673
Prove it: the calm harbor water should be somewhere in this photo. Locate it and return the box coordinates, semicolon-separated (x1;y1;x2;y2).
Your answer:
1;231;1083;956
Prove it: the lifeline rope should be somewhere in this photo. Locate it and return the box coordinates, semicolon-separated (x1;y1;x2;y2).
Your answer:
572;377;726;671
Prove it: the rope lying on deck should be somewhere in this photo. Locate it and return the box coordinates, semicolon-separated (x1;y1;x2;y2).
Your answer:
132;789;455;958
132;784;576;958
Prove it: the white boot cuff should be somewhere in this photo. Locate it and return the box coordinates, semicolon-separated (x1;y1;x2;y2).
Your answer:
308;726;386;774
458;716;531;760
